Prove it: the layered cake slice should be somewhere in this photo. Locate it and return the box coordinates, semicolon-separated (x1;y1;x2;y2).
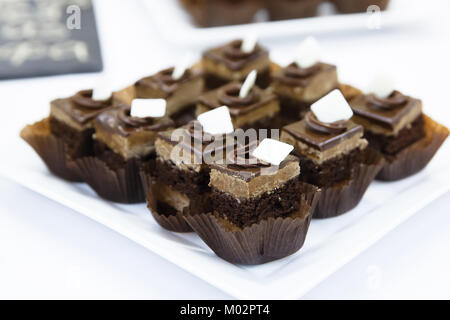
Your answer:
209;139;301;228
281;90;367;187
70;99;174;203
196;71;279;130
280;89;385;219
272;37;338;123
134;66;204;124
202;38;272;89
183;138;320;264
349;75;425;156
148;107;237;231
49;88;115;158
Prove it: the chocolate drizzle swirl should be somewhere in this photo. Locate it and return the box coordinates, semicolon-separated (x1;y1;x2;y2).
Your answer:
136;68;192;96
183;120;219;145
227;142;270;169
217;83;258;107
118;105;173;130
223;40;254;60
305;111;348;135
366;90;408;110
71;89;111;109
276;63;320;86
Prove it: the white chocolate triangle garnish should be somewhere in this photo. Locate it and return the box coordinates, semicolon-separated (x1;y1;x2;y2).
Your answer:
295;36;321;69
130;99;166;118
252;139;294;166
311;89;353;123
366;74;395;98
197;106;234;135
241;33;258;53
239;70;257;98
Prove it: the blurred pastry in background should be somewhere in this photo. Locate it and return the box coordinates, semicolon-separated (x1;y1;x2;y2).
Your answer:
202;39;272;90
332;0;390;13
266;0;323;21
179;0;262;27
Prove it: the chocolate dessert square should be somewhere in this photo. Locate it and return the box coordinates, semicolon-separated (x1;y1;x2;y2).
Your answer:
209;143;301;228
281;112;368;187
179;0;262;27
49;89;114;158
154;121;236;196
196;82;279;130
202;40;271;89
272;62;338;122
151;121;237;220
350;91;425;155
134;67;204;120
93;105;174;167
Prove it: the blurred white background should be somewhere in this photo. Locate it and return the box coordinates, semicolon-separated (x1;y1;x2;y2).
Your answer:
0;0;449;299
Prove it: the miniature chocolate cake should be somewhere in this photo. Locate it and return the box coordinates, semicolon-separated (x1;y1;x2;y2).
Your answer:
202;39;271;90
135;67;204;124
209;142;301;228
350;90;425;156
272;62;338;123
49;89;114;158
196;81;279;130
282;110;367;187
151;121;237;220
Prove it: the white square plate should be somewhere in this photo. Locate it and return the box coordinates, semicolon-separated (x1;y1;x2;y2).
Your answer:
1;135;449;299
143;0;427;47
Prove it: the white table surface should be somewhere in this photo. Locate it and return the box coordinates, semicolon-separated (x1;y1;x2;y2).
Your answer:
1;0;449;299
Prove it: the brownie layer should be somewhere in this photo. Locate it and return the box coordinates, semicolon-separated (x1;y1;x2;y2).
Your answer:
204;67;272;90
93;140;155;172
212;178;301;228
364;115;425;155
152;183;212;218
50;116;94;158
278;94;311;121
296;148;364;187
154;159;210;197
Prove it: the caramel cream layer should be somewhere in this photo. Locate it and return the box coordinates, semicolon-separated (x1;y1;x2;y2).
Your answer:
281;129;367;164
209;161;300;200
272;65;338;103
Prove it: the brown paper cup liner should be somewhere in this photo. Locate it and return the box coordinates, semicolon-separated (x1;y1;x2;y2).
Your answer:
146;181;193;233
376;115;449;181
313;148;385;219
20;118;82;182
69;156;145;203
184;183;321;265
139;168;153;197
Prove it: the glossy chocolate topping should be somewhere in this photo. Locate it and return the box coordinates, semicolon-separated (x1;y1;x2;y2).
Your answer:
184;120;219;145
96;105;174;137
273;62;321;87
198;82;276;117
71;89;112;109
305;111;348;134
283;118;363;151
351;92;421;130
366;90;408;110
203;40;269;71
226;141;270;169
135;67;200;98
217;83;258;107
